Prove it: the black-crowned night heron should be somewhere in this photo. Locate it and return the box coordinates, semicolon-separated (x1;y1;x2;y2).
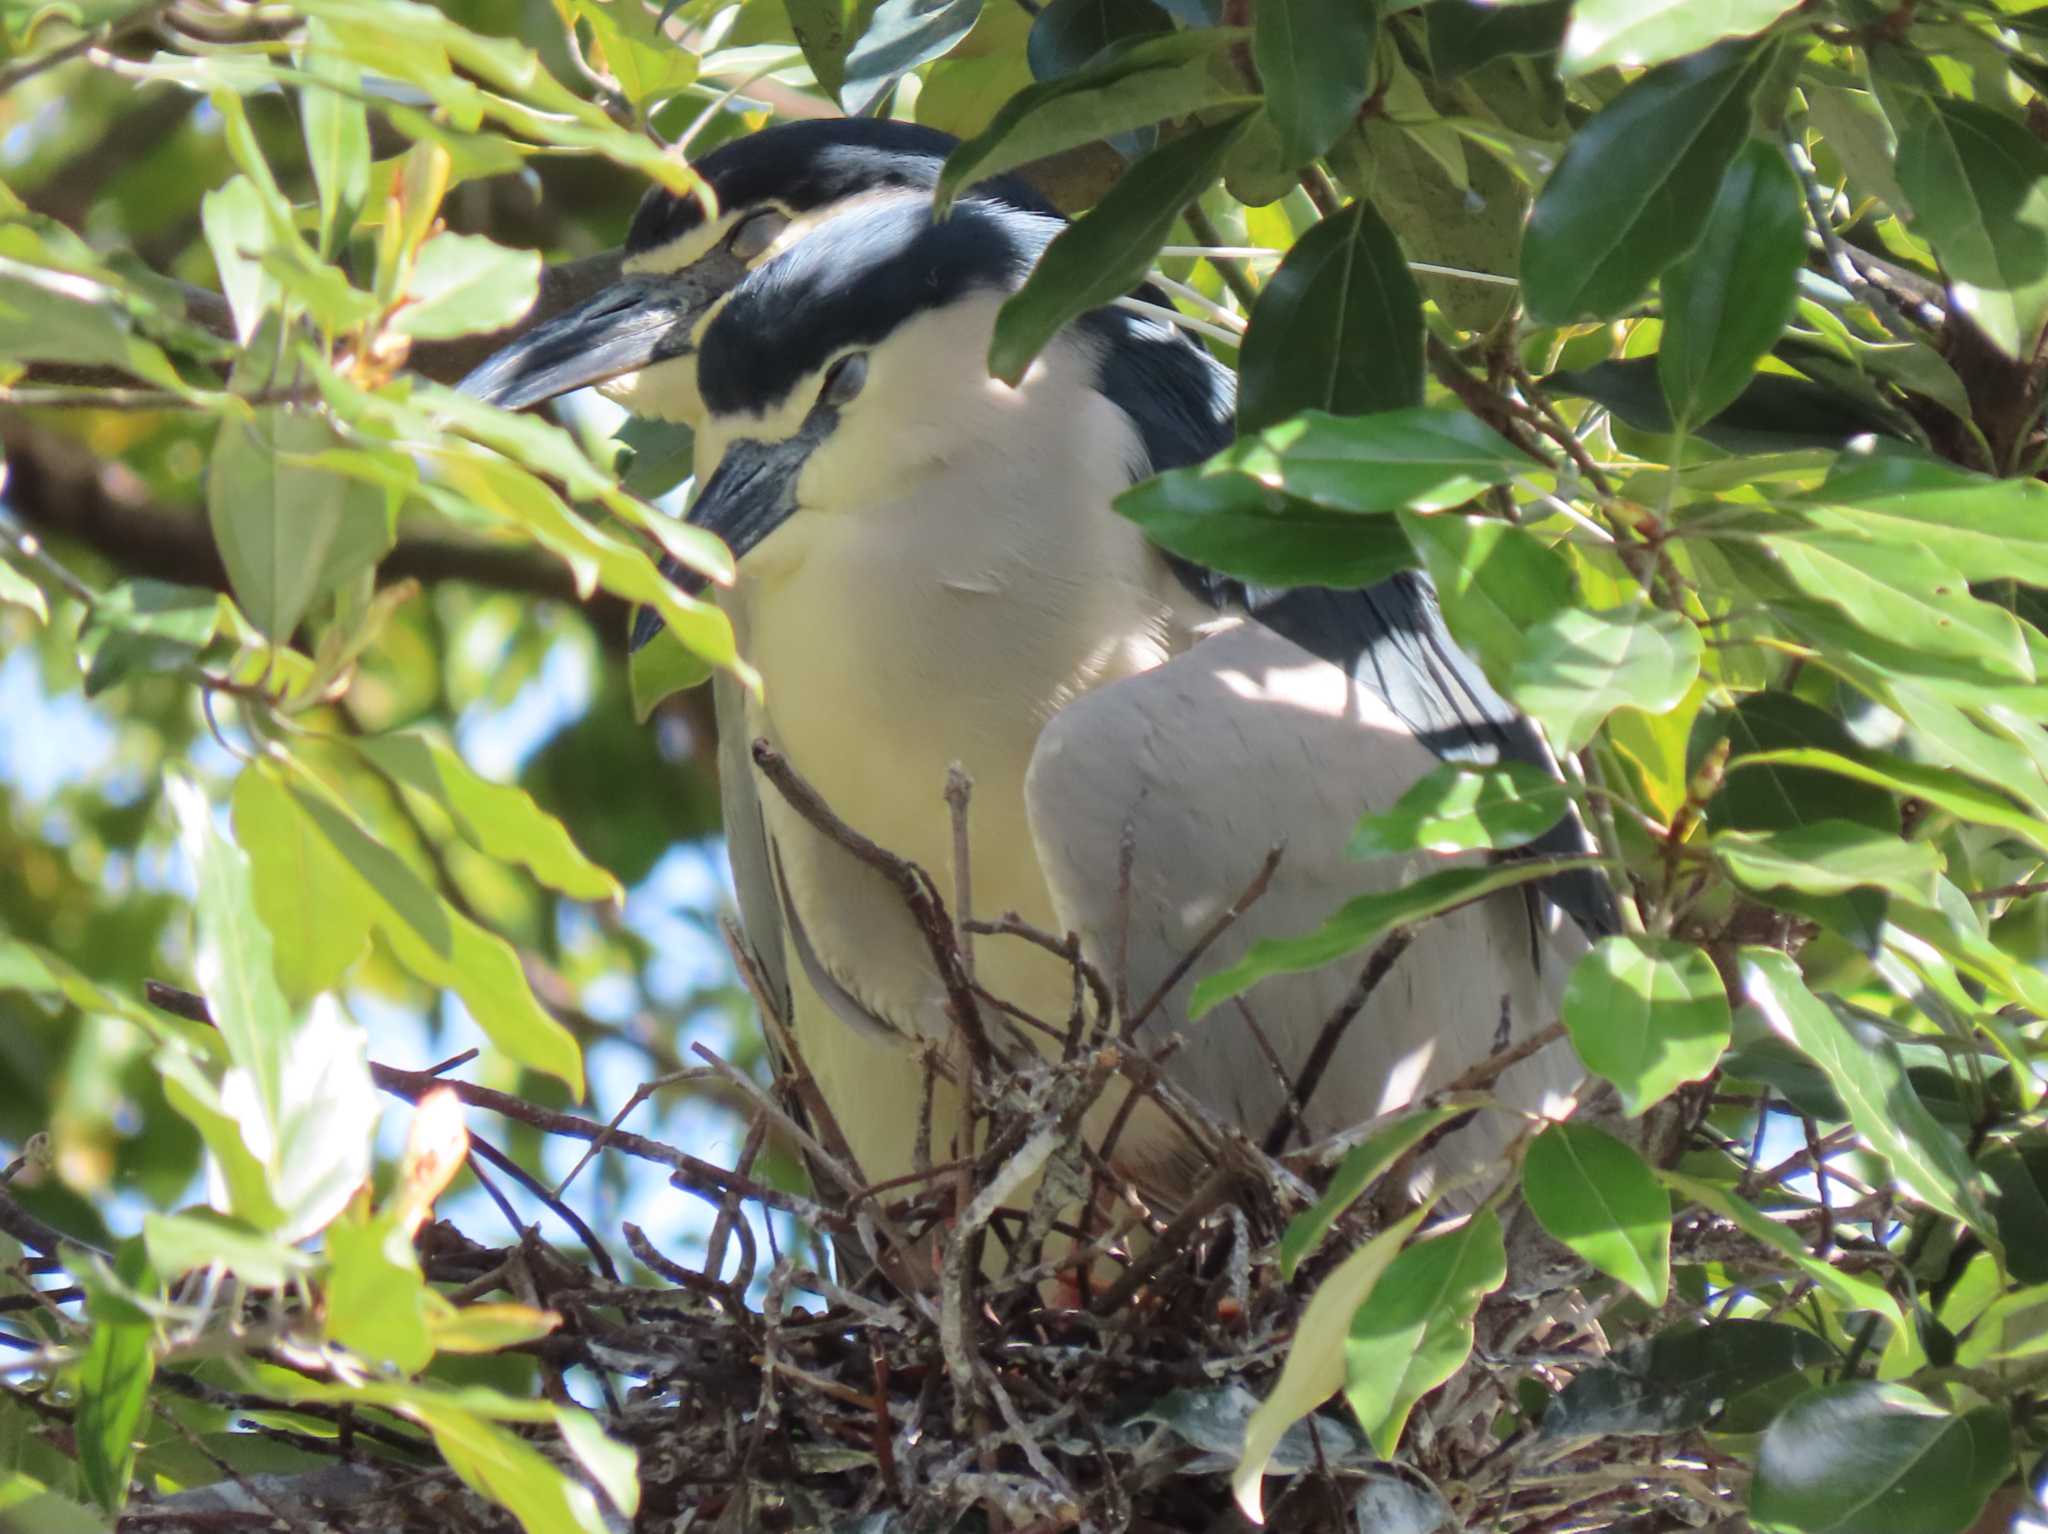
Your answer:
465;120;1607;1207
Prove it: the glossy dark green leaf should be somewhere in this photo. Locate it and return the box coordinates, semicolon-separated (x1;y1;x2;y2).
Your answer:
1524;1122;1669;1305
1237;200;1422;434
1114;466;1416;586
1564;937;1730;1117
74;1241;156;1514
1398;513;1574;692
1521;39;1768;324
1190;856;1603;1016
1348;762;1569;859
989;111;1252;381
841;0;985;114
1893;96;2048;359
207;409;394;641
1660;140;1804;430
1548;357;1900;453
1751;1384;2010;1534
1693;692;1897;836
1345;1210;1505;1455
1561;0;1796;75
937;30;1252;209
1279;1104;1472;1277
1730;749;2048;858
1506;605;1702;753
1026;0;1170;79
1544;1319;1833;1439
1741;949;1992;1238
1255;0;1374;169
1426;0;1569;80
1985;1138;2048;1284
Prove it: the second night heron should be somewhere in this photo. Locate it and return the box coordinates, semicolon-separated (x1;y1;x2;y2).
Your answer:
464;121;1609;1207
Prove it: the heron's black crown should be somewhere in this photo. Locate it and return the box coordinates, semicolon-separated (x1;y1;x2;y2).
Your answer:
624;118;1057;258
697;195;1061;416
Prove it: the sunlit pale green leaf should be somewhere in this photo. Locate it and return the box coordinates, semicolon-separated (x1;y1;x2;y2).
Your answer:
142;1211;310;1290
1399;513;1574;692
1507;605;1702;752
1279;1103;1474;1277
0;558;46;623
300;21;372;256
628;624;713;722
1344;1210;1504;1456
1563;937;1730;1117
1523;1122;1669;1305
396;233;542;340
1561;0;1796;75
1741;948;1993;1238
73;1242;155;1515
1348;762;1569;859
354;731;620;903
325;1211;434;1372
1714;821;1941;904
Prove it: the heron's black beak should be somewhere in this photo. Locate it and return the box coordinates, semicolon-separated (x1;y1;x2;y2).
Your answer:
629;431;813;651
458;269;724;410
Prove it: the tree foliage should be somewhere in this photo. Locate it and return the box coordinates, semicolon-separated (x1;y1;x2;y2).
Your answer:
1;0;2047;1530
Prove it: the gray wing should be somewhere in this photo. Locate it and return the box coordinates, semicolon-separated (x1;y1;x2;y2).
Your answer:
714;670;790;1024
1023;622;1582;1176
1079;307;1616;940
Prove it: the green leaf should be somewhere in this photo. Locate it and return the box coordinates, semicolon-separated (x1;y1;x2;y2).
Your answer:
1800;448;2048;586
1756;533;2031;682
1522;1121;1670;1305
1695;692;1898;835
1113;459;1418;587
1344;1210;1505;1456
1026;0;1169;80
1545;1319;1833;1439
1190;856;1604;1017
74;1241;155;1515
1985;1139;2048;1284
1255;0;1375;170
628;623;713;723
1714;821;1940;904
1348;762;1569;858
406;1402;613;1534
281;775;584;1093
1561;0;1796;75
1563;937;1730;1117
841;0;985;113
0;558;46;624
1426;0;1570;80
232;766;372;1004
170;771;297;1135
1893;97;2048;359
1740;948;1993;1238
396;233;542;340
0;258;183;388
1521;39;1768;324
1506;605;1702;753
300;20;371;257
1233;1205;1432;1524
936;30;1253;209
784;0;858;98
1660;140;1804;430
354;732;620;903
988;110;1252;382
325;1211;434;1372
207;409;395;641
1238;200;1421;435
1751;1384;2010;1534
1399;513;1574;692
1730;748;2048;858
1280;1103;1473;1277
77;579;222;697
141;1211;310;1290
1662;1171;1906;1328
1120;408;1527;556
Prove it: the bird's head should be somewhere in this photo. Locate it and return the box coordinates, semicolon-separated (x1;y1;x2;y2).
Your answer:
637;194;1067;647
457;118;1056;421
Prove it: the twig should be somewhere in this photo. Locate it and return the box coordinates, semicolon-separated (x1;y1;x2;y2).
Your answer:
1125;844;1284;1036
1261;929;1415;1156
